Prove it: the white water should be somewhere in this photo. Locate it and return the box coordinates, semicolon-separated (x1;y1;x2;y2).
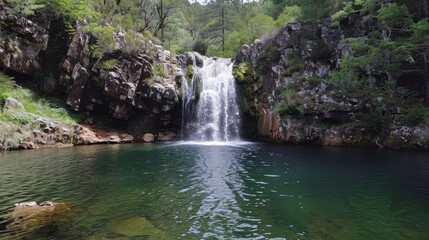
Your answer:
182;58;240;141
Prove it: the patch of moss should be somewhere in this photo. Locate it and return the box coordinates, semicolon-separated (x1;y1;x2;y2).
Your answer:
186;65;194;80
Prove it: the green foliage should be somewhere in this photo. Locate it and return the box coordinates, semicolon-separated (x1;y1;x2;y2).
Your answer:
1;88;85;124
6;0;44;16
257;44;281;74
153;64;168;78
0;110;37;125
233;62;251;83
186;65;194;79
327;58;372;93
275;5;301;27
307;76;321;87
284;51;304;76
85;23;117;53
39;0;99;23
377;3;412;28
0;73;15;103
411;19;429;43
123;32;149;57
102;59;118;70
400;107;429;126
274;87;304;115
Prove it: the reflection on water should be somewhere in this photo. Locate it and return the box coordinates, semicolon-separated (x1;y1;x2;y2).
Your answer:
0;144;428;239
186;145;244;238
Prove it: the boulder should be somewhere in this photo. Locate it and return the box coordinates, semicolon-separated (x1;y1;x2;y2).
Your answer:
143;133;155;142
157;131;176;141
3;97;25;111
120;134;134;143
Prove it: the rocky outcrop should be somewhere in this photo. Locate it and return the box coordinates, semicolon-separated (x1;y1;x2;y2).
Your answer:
234;20;429;150
58;22;181;140
74;124;134;145
0;0;49;75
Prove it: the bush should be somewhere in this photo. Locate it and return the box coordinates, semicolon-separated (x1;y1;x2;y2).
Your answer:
257;44;281;74
102;59;118;70
153;64;168;78
284;51;303;76
0;73;14;103
6;0;44;16
400;107;429;126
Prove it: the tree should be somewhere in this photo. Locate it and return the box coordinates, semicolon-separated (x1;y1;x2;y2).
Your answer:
154;0;179;44
298;0;330;38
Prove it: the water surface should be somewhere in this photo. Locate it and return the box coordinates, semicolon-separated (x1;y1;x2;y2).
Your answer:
0;143;428;239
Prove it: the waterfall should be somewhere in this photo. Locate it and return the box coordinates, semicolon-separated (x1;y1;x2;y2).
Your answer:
182;57;240;141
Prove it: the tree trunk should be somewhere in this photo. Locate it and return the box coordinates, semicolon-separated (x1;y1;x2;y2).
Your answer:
160;0;164;44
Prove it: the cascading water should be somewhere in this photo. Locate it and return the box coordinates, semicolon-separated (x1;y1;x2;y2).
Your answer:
182;57;240;141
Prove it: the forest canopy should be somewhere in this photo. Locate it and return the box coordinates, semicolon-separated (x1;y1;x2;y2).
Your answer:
5;0;429;60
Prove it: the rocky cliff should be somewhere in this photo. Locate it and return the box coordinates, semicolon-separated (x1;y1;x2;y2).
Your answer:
0;0;49;75
0;1;183;150
58;22;182;141
234;18;429;150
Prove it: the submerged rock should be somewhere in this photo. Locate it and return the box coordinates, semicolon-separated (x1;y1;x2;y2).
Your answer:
107;216;165;239
4;201;72;232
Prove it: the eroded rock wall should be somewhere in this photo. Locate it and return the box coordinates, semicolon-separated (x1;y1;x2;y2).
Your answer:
0;0;49;75
234;19;429;150
58;22;182;141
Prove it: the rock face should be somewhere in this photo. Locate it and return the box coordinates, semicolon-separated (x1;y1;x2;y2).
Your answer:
234;20;429;150
0;0;49;75
58;22;181;140
74;124;134;145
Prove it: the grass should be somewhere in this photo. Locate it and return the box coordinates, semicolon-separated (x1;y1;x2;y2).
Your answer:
1;87;86;125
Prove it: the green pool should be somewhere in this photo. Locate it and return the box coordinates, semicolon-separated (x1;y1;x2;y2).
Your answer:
0;142;428;239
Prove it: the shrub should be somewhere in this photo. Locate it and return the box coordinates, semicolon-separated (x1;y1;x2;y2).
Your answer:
0;73;14;103
284;51;304;76
102;59;118;70
6;0;44;16
153;64;168;78
400;107;429;126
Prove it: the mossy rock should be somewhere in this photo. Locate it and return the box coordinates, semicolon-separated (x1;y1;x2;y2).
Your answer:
107;216;166;239
5;202;73;234
186;65;194;79
233;61;258;83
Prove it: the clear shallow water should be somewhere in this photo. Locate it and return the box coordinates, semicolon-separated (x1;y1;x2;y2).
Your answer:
0;143;429;239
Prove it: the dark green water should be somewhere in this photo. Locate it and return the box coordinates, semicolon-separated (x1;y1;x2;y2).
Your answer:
0;142;429;239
